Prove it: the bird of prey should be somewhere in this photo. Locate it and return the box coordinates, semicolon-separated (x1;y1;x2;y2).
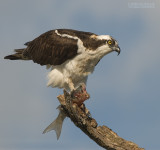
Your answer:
4;29;120;139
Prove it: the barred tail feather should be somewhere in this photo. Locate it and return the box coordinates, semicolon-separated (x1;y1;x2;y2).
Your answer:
43;108;66;140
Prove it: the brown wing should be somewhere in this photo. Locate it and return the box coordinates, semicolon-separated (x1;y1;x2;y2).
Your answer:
23;30;78;66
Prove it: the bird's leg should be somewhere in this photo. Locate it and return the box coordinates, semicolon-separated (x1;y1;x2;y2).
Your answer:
68;77;75;92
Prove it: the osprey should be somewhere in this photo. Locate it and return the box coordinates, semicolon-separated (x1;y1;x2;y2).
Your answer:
4;29;120;139
4;29;120;91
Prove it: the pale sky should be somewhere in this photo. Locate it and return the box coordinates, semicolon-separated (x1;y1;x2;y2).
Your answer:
1;0;160;150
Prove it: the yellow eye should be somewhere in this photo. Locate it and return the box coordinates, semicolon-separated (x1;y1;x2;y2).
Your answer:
107;40;112;45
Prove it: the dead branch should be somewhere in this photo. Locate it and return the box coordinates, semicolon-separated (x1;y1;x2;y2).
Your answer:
57;90;144;150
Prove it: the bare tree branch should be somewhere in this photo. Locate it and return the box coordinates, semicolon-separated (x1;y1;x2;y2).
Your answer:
57;90;144;150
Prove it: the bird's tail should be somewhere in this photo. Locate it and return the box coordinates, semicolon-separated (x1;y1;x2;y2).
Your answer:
4;49;28;60
43;107;66;140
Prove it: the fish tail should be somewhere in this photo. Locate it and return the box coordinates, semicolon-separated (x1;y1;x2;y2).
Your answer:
43;108;66;140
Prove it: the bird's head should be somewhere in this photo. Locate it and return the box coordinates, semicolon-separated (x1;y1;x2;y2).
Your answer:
92;35;121;56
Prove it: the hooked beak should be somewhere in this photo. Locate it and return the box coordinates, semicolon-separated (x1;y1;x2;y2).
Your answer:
115;46;121;55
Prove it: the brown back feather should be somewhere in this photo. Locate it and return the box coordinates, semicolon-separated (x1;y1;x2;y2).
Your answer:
24;30;78;66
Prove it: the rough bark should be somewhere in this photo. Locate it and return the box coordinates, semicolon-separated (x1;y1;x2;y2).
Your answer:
57;90;144;150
